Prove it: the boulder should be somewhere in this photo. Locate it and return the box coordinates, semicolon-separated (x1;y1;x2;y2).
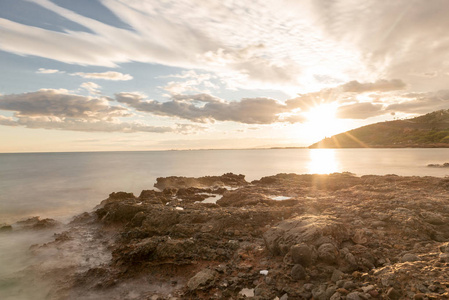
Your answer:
263;215;348;256
187;269;217;291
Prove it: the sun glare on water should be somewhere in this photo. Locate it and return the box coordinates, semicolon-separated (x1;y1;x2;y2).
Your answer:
308;149;339;174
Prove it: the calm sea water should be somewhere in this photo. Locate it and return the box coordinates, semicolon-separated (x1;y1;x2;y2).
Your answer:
1;148;449;223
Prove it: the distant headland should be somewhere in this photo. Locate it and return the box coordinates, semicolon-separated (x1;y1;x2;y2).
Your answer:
309;109;449;148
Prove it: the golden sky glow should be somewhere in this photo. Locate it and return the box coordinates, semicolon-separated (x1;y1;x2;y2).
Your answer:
0;0;449;152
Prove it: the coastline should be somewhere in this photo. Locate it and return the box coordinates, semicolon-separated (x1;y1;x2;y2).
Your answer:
2;172;449;299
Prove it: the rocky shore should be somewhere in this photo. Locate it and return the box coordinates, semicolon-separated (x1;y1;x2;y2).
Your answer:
3;172;449;299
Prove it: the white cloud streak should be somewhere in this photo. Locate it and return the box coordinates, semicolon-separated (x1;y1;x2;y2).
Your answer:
72;71;133;81
36;68;62;74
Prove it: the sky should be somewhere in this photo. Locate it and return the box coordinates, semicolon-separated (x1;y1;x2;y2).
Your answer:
1;0;449;152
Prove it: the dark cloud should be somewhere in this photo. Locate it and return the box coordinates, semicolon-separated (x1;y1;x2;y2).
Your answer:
0;89;203;133
115;93;288;124
336;102;384;119
0;89;127;119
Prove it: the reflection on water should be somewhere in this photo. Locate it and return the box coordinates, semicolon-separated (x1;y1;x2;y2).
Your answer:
308;149;339;174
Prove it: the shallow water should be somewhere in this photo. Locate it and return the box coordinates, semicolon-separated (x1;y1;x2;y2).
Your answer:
1;148;449;223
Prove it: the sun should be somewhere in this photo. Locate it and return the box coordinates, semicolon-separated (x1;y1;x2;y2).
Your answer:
303;103;342;140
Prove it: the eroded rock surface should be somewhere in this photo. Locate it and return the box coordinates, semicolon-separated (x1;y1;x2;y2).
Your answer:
12;172;449;299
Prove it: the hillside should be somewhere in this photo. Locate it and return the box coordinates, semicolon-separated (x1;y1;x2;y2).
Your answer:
309;109;449;148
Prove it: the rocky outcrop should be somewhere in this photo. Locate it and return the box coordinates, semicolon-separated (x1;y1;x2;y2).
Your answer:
154;172;247;189
16;173;449;299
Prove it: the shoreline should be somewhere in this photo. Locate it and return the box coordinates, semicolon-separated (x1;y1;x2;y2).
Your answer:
2;172;449;299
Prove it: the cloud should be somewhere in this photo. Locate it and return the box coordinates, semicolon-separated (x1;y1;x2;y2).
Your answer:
386;90;449;114
336;102;384;119
0;0;364;90
159;71;219;95
341;79;406;93
0;89;126;119
0;89;202;133
72;71;133;81
36;68;62;74
115;92;288;124
80;82;101;94
0;115;19;126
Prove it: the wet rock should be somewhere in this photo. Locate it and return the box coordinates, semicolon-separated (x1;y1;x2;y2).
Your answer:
187;269;217;291
16;216;60;229
291;264;306;280
291;243;315;266
0;224;12;232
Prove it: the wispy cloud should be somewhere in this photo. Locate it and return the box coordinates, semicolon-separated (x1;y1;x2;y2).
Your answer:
72;71;133;81
36;68;62;74
80;82;101;95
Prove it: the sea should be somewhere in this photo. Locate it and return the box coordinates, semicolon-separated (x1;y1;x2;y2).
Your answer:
1;148;449;224
1;148;449;299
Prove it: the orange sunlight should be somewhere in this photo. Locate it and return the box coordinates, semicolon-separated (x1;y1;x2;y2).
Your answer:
303;103;344;140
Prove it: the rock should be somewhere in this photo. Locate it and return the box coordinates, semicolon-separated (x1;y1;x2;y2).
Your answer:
400;253;421;263
312;285;327;300
187;269;217;290
439;253;449;262
346;292;361;300
0;224;12;232
155;173;247;190
291;243;315;266
16;216;60;230
279;293;288;300
330;292;343;300
331;269;344;282
343;281;356;290
386;287;401;300
291;264;306;280
352;229;367;244
420;211;445;225
263;215;348;256
317;243;338;264
361;285;375;293
325;286;337;299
